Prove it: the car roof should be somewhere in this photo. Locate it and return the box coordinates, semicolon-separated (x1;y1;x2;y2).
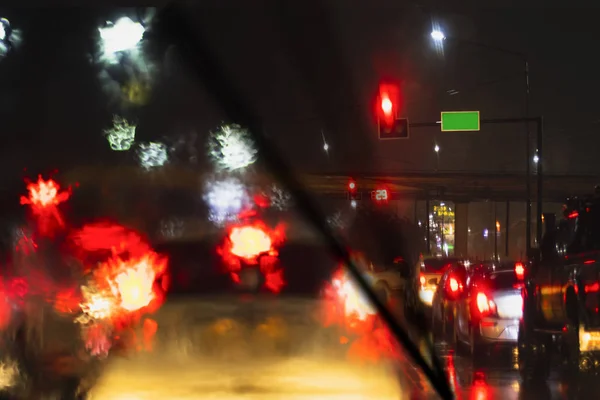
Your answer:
475;260;518;272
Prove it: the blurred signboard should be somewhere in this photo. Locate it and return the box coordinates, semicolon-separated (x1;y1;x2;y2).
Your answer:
441;111;480;132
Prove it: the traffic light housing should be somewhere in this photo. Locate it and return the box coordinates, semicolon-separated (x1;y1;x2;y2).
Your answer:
376;82;408;140
347;179;362;200
348;191;362;200
378;117;409;140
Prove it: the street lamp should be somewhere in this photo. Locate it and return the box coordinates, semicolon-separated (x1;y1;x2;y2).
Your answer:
434;144;440;171
431;30;445;41
321;131;330;157
430;28;540;255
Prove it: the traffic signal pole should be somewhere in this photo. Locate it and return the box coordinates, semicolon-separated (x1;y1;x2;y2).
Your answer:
408;116;543;254
536;117;543;250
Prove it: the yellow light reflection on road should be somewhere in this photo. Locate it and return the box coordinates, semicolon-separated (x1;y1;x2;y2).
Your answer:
89;357;404;400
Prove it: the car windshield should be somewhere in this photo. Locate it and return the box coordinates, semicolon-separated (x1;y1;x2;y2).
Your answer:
6;4;600;399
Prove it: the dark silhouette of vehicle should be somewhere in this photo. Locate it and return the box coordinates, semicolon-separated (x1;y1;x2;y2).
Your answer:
519;190;600;382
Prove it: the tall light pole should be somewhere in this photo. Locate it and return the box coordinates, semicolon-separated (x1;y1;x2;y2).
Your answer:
431;30;535;255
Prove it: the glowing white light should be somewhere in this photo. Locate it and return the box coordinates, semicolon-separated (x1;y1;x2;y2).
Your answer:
431;30;445;41
350;200;357;209
204;178;249;225
208;124;257;171
99;17;145;60
434;144;440;153
138;141;168;169
0;19;22;58
533;153;539;164
94;15;156;107
104;116;136;151
269;184;292;210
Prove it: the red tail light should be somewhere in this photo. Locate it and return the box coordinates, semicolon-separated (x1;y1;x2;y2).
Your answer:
445;276;463;299
419;274;426;286
476;292;496;316
449;277;459;292
515;262;525;280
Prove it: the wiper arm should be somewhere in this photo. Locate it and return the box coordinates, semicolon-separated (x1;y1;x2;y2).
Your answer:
156;5;453;399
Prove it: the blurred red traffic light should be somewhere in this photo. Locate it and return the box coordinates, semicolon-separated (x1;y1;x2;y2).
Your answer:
348;180;356;191
378;83;400;126
381;95;393;117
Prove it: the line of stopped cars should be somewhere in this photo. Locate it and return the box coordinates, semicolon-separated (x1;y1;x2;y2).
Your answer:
424;257;525;359
419;188;600;381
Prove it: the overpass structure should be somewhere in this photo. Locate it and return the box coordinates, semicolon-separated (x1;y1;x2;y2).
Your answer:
61;166;599;202
58;166;599;258
301;170;600;257
300;171;600;202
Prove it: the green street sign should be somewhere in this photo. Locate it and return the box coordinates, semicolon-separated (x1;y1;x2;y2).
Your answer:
441;111;480;132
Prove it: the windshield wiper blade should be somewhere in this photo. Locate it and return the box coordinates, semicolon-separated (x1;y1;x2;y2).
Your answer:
156;5;453;399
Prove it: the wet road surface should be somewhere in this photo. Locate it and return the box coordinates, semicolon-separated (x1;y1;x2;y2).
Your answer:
87;295;600;399
401;332;600;399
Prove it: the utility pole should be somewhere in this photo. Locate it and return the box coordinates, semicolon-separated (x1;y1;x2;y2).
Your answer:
425;197;431;254
430;34;533;257
409;116;543;255
505;200;510;257
524;60;532;257
494;202;498;261
536;117;544;247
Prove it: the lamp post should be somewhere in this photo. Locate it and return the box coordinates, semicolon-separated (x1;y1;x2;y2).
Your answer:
431;30;537;254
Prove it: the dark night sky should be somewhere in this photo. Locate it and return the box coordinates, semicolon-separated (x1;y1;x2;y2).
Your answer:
0;4;598;182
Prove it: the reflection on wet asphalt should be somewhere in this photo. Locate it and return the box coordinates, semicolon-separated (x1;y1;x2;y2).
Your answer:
88;296;600;399
408;339;600;399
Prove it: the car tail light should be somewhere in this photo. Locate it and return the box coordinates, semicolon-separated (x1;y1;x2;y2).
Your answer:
449;277;459;293
476;292;496;316
445;275;463;298
419;274;426;286
515;262;525;280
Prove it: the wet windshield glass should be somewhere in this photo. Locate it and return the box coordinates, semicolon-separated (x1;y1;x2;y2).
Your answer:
7;4;600;400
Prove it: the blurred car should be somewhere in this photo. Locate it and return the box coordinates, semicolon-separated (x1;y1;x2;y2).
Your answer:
366;256;412;305
430;262;468;340
454;261;525;355
418;257;465;307
88;224;406;399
